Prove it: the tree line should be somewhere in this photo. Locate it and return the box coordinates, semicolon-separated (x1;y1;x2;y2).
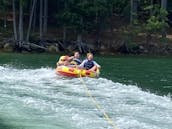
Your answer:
0;0;171;53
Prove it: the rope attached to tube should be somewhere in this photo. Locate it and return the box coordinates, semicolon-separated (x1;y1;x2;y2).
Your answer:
79;74;119;129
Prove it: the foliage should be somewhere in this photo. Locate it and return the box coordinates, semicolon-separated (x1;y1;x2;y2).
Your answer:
0;0;171;44
56;0;110;33
144;6;169;35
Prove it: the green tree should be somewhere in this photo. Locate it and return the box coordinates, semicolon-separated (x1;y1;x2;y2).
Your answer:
144;5;169;43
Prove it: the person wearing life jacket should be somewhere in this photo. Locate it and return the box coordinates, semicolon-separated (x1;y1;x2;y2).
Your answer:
70;51;82;65
79;53;100;71
56;55;73;66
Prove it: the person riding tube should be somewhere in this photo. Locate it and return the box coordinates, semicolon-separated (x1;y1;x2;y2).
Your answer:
70;51;82;65
56;55;73;66
79;53;100;71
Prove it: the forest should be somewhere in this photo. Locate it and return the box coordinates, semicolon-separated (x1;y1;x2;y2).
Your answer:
0;0;172;55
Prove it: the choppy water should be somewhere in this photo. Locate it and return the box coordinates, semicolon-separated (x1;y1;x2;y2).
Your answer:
0;65;172;129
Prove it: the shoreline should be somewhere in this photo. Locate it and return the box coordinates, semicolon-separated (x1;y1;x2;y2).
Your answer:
0;37;172;56
1;50;172;57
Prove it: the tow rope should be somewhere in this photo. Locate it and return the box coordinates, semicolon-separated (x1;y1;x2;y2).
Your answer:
79;74;119;129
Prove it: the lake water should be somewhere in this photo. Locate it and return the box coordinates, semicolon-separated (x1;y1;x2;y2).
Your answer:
0;53;172;129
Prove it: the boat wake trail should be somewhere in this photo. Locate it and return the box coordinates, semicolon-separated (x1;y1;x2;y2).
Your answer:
0;65;172;129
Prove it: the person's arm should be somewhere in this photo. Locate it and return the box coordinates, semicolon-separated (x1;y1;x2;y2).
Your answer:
79;60;86;68
93;61;101;68
67;56;74;61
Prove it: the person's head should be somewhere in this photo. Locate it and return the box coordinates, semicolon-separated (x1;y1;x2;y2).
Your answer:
74;51;80;59
59;55;69;61
60;56;67;61
87;53;93;61
58;55;69;66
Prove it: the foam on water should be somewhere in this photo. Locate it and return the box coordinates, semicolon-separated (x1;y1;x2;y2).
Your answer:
0;65;172;129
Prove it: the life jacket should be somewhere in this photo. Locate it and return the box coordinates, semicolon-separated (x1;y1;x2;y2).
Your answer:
70;58;82;65
84;60;94;70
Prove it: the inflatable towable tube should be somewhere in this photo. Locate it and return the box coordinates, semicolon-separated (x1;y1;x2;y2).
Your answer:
56;65;100;78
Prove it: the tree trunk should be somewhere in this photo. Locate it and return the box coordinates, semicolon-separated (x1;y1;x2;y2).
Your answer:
2;0;7;30
63;26;67;44
110;4;113;30
130;0;134;24
150;0;154;16
161;0;167;38
40;0;43;41
77;33;83;53
32;2;37;33
146;33;151;44
76;16;85;53
43;0;48;36
109;4;114;46
12;0;18;41
26;0;37;42
19;0;24;46
3;9;7;30
95;29;101;50
161;0;167;8
130;0;138;24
